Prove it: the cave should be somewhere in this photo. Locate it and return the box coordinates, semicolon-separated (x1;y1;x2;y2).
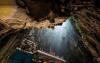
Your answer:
0;0;100;63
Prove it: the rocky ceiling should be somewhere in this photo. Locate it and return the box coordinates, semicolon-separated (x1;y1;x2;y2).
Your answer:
0;0;99;31
0;0;100;63
0;0;99;35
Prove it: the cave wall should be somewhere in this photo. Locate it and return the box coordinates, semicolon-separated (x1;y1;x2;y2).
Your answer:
0;0;100;63
0;29;29;63
72;1;100;63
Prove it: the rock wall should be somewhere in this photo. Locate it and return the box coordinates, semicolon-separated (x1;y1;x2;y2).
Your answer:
0;29;29;63
72;1;100;63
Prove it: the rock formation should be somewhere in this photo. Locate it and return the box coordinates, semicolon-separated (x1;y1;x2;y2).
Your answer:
0;0;100;63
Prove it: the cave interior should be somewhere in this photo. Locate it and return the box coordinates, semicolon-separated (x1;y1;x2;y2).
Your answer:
0;0;100;63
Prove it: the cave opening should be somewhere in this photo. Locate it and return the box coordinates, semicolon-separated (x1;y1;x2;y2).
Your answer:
8;17;95;63
0;0;100;63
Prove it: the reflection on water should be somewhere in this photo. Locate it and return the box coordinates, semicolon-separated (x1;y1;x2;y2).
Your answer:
9;49;33;63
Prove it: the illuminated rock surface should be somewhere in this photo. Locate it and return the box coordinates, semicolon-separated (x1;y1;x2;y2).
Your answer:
0;0;100;63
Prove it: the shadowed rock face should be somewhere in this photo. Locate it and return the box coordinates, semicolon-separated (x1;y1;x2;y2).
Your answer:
15;0;70;22
51;0;70;16
25;1;51;20
93;0;100;8
16;0;51;20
